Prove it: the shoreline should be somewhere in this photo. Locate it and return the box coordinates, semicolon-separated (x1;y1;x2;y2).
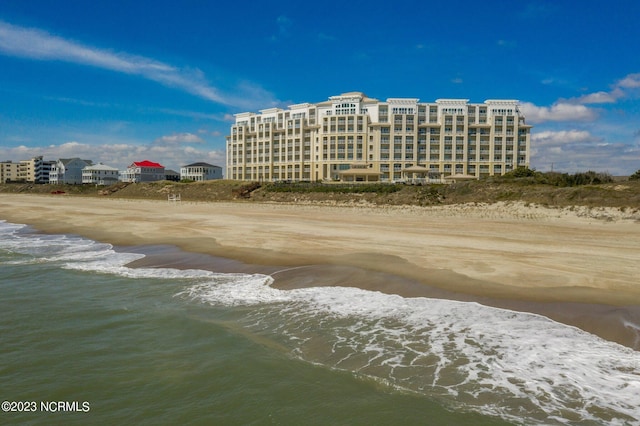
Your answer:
1;194;639;349
123;243;640;350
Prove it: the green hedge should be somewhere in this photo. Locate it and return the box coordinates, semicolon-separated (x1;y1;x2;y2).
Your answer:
263;182;403;194
500;168;614;186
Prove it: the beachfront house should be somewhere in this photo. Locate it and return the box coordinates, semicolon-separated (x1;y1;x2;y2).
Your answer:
82;163;120;185
165;169;180;182
120;160;165;183
180;162;223;181
49;158;93;185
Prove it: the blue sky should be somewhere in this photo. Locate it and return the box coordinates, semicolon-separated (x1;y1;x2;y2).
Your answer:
1;0;639;174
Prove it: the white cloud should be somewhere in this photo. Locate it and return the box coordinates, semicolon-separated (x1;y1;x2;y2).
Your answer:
153;133;204;145
0;139;225;172
572;91;619;104
616;73;640;89
521;71;640;175
520;101;598;123
0;20;277;109
563;72;640;106
533;141;640;175
529;129;640;175
532;130;596;146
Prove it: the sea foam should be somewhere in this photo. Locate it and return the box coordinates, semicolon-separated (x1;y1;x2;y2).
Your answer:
182;274;640;425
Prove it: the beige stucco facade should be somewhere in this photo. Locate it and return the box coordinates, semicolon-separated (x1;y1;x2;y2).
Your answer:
0;161;20;183
226;92;532;182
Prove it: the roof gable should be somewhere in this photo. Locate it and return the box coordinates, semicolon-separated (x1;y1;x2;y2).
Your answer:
132;160;164;168
183;162;220;168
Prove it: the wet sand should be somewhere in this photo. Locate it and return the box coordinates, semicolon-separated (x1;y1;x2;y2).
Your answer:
1;194;639;349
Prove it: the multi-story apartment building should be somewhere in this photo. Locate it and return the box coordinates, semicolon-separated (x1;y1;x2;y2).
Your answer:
0;161;20;183
226;92;532;182
16;156;54;183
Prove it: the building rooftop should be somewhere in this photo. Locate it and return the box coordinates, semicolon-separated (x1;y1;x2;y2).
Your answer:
183;162;220;168
84;163;118;171
132;160;164;168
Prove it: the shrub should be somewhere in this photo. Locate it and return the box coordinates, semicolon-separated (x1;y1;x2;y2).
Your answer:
502;167;537;178
540;171;613;186
264;182;402;194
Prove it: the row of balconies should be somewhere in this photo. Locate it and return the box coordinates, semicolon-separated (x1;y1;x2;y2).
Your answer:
232;126;529;144
234;138;526;151
235;138;525;148
233;145;525;159
235;152;522;164
233;114;525;132
237;159;514;173
240;152;524;163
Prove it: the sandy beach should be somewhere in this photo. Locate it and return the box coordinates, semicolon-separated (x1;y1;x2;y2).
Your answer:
1;193;639;348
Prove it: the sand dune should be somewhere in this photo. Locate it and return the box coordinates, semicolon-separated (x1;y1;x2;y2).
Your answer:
2;194;639;305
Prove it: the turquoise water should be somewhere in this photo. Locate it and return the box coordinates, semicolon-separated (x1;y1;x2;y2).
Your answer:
1;220;639;425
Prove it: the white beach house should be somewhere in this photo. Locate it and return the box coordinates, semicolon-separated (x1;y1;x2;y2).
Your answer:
120;160;165;183
82;163;120;185
50;158;93;184
180;162;223;181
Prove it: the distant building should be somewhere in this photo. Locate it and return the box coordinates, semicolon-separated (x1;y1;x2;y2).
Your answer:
165;169;180;182
120;160;165;183
16;156;54;183
82;163;120;185
50;158;93;184
0;161;20;183
226;92;532;182
180;162;223;181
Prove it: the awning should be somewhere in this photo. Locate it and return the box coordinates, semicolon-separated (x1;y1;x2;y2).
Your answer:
446;174;478;180
402;165;431;173
338;168;381;175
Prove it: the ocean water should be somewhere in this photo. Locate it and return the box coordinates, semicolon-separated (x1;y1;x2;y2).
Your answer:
1;220;639;426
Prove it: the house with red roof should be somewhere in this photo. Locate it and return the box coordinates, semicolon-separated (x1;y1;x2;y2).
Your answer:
120;160;165;183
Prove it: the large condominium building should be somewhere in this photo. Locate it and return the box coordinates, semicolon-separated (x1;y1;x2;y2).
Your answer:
0;161;20;183
226;92;532;183
15;156;54;183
